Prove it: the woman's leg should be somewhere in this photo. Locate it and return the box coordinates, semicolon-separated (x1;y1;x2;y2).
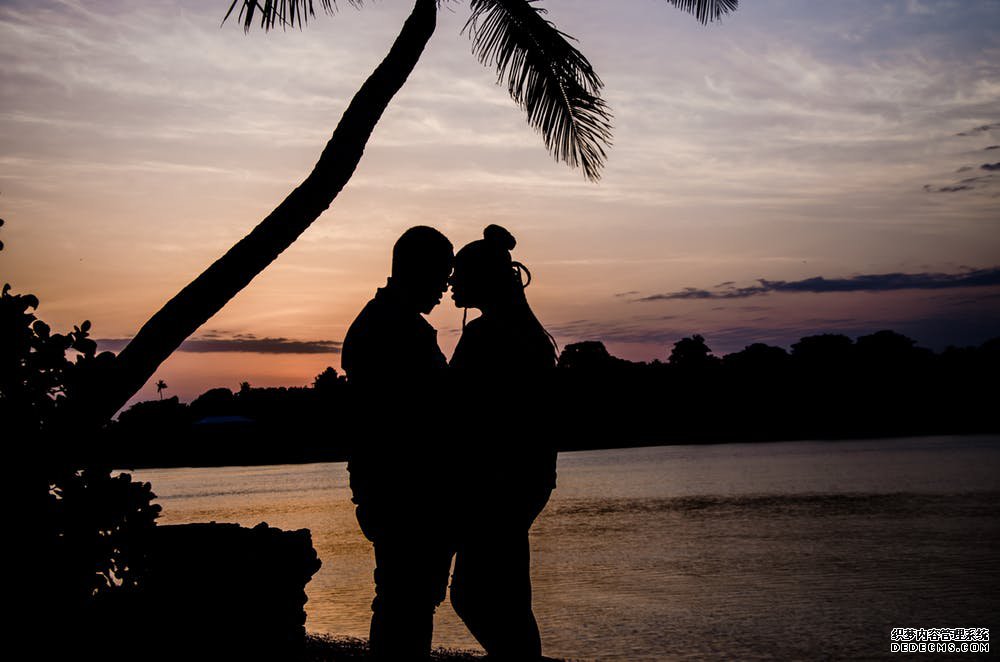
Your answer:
450;524;541;660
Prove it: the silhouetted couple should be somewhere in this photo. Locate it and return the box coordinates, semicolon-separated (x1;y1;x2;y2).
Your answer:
342;225;558;660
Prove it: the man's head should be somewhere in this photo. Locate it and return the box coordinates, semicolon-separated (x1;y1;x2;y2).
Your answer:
390;226;454;314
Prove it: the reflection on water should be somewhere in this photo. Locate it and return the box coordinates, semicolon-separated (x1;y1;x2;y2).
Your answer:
131;436;1000;660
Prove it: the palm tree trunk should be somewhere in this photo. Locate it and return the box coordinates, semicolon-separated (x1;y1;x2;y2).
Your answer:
96;0;437;421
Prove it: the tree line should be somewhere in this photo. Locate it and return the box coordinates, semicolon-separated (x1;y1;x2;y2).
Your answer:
105;331;1000;469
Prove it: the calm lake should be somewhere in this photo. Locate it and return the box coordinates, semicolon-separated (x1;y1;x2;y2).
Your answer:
131;436;1000;661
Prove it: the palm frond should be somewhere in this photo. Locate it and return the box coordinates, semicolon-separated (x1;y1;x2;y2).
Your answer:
465;0;613;182
663;0;738;24
222;0;363;33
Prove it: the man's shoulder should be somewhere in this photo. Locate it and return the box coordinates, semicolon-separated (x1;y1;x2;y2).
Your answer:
342;288;446;380
342;298;376;348
346;290;433;339
345;289;408;335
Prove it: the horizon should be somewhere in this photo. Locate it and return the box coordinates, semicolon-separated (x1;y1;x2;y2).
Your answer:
3;0;999;406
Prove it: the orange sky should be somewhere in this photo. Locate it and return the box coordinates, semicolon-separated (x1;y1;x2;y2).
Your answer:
3;0;999;407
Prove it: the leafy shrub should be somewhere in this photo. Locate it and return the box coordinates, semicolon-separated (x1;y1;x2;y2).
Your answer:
1;276;160;607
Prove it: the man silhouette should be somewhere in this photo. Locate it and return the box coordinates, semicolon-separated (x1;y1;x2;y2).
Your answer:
341;226;455;660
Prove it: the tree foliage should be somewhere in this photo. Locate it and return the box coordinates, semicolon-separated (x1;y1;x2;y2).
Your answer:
1;283;108;435
223;0;738;181
1;265;160;609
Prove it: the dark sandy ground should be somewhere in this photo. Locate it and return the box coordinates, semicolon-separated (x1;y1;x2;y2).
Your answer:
303;633;567;661
304;634;484;660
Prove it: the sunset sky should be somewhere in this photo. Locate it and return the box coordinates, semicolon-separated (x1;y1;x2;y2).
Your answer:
3;0;999;406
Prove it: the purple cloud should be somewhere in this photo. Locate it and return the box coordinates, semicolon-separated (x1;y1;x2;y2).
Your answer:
97;333;342;354
636;267;1000;301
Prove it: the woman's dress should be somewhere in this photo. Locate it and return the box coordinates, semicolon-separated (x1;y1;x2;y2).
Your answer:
447;312;556;659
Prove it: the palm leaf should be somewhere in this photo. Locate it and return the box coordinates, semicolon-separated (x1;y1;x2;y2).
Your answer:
222;0;363;32
664;0;739;24
465;0;613;181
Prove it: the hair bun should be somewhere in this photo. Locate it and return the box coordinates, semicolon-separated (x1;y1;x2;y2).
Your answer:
483;224;516;251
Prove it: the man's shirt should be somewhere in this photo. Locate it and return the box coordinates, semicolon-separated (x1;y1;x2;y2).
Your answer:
342;285;447;390
340;284;449;510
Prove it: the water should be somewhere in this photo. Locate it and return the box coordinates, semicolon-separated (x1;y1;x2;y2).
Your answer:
131;436;1000;660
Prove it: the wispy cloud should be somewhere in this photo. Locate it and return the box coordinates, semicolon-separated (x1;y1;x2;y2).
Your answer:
955;123;1000;136
924;182;975;193
923;123;1000;193
636;267;1000;301
923;171;998;192
548;318;687;348
97;333;341;354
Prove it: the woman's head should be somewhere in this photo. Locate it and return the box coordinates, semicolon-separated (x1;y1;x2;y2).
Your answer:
450;225;526;310
451;225;557;364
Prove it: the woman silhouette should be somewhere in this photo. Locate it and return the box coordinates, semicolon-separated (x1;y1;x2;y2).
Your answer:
447;225;557;660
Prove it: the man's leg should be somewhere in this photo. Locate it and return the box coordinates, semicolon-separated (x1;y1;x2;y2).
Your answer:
369;539;433;659
367;526;454;660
